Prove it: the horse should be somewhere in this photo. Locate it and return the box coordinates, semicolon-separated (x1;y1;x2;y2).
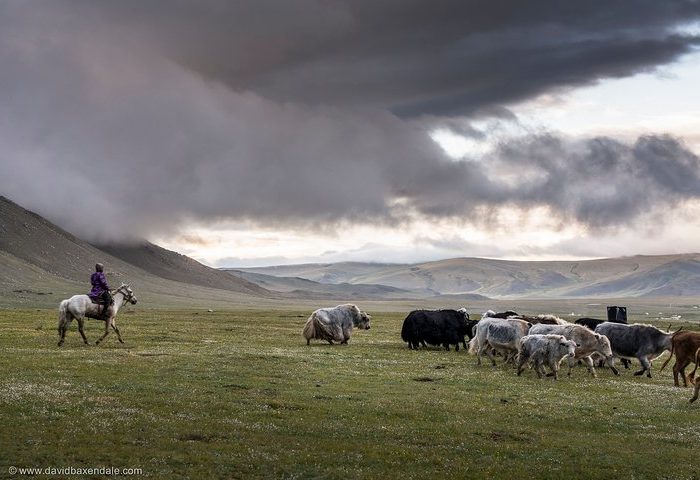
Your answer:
57;283;137;346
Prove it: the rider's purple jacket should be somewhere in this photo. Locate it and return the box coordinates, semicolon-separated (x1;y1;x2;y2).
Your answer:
89;272;109;298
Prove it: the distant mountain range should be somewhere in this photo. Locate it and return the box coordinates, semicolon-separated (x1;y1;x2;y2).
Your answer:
224;268;490;301
237;253;700;299
3;194;700;309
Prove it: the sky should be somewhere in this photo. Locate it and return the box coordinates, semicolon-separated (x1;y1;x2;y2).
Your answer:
1;1;700;267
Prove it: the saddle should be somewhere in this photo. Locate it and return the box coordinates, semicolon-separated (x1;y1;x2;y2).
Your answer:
90;296;114;306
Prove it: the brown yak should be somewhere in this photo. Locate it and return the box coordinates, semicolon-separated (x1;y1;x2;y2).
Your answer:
659;330;700;387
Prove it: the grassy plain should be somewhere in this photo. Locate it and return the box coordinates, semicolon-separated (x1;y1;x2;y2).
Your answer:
0;307;698;479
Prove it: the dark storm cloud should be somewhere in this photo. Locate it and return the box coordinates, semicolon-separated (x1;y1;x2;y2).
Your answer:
1;1;700;241
69;0;700;116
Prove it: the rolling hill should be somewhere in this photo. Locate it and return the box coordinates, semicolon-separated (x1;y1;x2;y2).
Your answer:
224;269;492;301
238;254;700;299
0;195;270;308
97;242;267;296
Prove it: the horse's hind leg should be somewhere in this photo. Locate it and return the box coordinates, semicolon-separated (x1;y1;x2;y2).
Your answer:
57;322;64;346
58;314;71;347
57;323;66;347
77;317;89;345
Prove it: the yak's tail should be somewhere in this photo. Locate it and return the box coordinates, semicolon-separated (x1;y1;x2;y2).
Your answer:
688;347;700;382
659;340;676;372
302;314;317;341
468;335;479;355
302;312;336;342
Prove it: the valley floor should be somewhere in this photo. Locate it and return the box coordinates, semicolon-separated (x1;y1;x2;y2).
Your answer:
0;308;698;479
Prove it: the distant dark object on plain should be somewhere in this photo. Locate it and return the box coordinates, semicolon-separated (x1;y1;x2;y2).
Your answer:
607;306;627;323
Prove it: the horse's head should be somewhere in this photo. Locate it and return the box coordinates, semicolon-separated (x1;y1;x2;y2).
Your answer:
116;283;138;305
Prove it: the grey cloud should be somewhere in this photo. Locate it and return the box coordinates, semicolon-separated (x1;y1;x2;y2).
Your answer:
495;134;700;228
68;0;700;116
0;6;468;239
1;1;700;243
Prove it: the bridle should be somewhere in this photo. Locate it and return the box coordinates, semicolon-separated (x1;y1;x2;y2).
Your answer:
112;284;136;304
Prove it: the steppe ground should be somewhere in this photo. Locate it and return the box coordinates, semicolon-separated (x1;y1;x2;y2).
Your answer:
1;301;699;479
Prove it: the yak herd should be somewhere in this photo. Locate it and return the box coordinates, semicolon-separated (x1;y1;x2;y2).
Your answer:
302;304;700;403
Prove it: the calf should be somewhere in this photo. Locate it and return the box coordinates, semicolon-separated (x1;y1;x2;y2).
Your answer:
516;334;577;380
659;331;700;387
401;309;470;351
469;318;531;366
530;323;618;377
594;322;673;378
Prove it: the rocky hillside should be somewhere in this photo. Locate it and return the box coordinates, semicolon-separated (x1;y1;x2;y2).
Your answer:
0;195;269;307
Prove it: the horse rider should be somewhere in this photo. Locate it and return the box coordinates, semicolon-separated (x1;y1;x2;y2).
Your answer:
89;263;112;319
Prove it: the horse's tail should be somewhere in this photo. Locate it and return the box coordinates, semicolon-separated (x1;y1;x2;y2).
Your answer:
57;299;71;340
58;300;68;326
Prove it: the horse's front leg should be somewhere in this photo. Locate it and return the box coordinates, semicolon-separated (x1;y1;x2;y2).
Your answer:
95;320;111;345
77;317;89;345
111;322;124;344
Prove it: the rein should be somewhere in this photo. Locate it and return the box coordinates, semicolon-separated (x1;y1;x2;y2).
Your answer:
111;285;134;304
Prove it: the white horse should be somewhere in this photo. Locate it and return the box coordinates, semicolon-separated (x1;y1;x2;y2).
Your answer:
57;284;137;346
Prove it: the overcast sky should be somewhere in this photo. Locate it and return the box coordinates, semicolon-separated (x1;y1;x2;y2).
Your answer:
1;1;700;266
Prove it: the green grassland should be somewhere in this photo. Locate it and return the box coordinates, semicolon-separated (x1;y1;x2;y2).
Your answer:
1;307;698;479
